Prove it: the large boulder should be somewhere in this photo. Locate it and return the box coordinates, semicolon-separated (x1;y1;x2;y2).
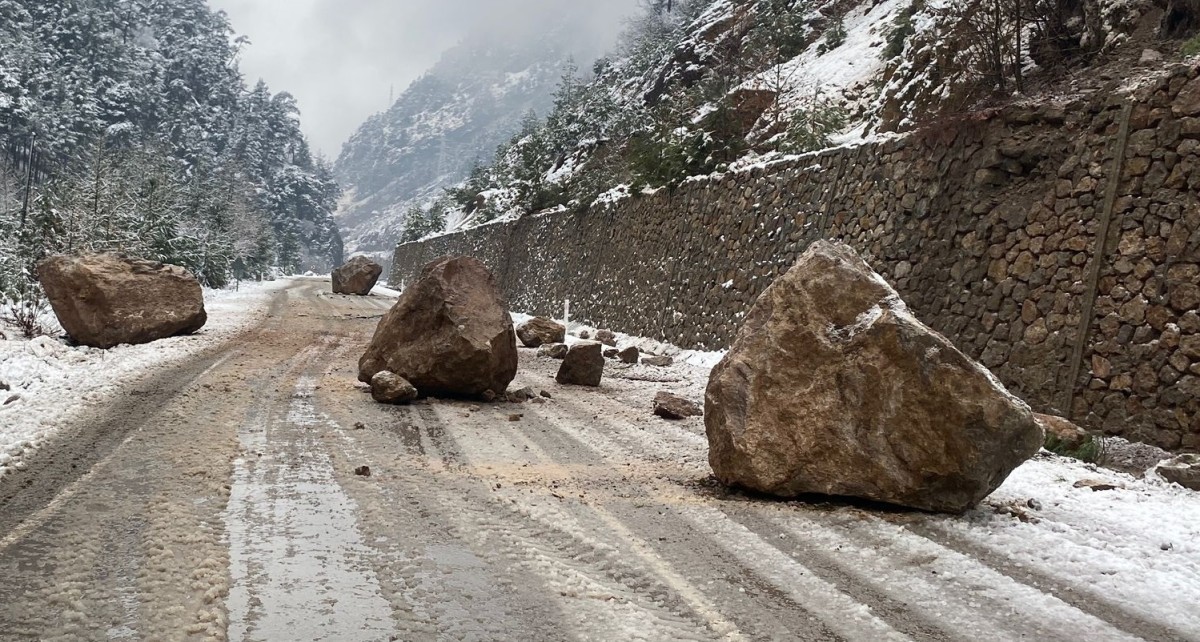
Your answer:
332;256;383;295
517;317;566;347
358;256;517;398
705;241;1043;513
556;341;604;386
37;254;206;349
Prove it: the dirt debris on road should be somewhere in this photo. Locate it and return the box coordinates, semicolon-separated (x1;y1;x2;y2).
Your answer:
0;280;1198;641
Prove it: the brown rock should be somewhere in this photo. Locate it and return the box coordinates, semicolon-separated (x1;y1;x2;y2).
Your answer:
653;392;703;420
1073;479;1119;492
370;371;418;405
1157;454;1200;491
332;256;383;295
704;241;1043;513
37;253;206;349
517;317;566;348
596;329;618;346
358;256;517;399
1035;413;1089;451
556;341;604;386
618;346;641;364
538;343;569;359
604;348;620;359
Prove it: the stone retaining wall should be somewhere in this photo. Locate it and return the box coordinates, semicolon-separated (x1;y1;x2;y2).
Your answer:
393;64;1200;451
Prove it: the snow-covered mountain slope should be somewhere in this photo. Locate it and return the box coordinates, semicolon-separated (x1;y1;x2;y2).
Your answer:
410;0;1187;234
333;19;617;257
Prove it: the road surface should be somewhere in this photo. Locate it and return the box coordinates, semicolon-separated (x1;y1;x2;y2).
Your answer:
0;281;1193;641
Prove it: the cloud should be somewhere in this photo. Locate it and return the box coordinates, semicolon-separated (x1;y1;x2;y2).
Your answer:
209;0;642;158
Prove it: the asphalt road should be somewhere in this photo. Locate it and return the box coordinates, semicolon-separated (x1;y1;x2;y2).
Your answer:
0;281;1190;641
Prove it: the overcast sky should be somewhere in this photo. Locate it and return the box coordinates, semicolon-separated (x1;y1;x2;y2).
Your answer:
208;0;642;158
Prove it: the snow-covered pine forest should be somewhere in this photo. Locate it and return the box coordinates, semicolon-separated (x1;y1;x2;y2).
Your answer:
0;0;343;318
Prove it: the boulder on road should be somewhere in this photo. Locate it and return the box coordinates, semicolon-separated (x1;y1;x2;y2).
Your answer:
654;392;703;420
332;256;384;295
642;355;673;367
705;241;1043;513
618;347;641;364
37;253;206;349
538;343;569;359
370;371;419;405
596;329;618;346
517;317;566;347
359;256;517;399
556;341;604;387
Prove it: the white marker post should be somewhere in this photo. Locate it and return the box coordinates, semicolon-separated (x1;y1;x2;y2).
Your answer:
564;299;571;329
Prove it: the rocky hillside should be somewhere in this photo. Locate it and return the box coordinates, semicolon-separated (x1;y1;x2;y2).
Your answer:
405;0;1194;236
333;17;617;257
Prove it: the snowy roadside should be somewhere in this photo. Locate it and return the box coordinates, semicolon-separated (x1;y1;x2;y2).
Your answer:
515;311;1200;627
0;279;292;482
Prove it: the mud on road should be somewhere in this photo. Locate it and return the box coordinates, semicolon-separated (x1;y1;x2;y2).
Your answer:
0;281;1194;641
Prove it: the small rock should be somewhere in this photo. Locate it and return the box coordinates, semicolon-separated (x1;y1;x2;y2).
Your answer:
1074;479;1120;492
596;329;617;346
508;414;523;422
653;391;703;420
538;343;569;359
556;341;604;386
482;389;498;403
0;380;9;391
469;405;482;412
618;347;640;364
530;397;547;405
604;348;620;359
578;330;590;340
1035;413;1088;452
1162;542;1174;551
4;394;19;406
642;355;674;367
354;465;372;477
1156;454;1200;491
1026;498;1042;511
517;317;566;348
370;371;419;405
506;387;536;403
540;390;552;399
353;422;366;430
1140;48;1163;63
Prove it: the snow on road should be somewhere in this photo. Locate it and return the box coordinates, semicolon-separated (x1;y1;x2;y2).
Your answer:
0;279;290;482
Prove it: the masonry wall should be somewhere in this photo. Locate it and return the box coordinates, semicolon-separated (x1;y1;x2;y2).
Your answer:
393;64;1200;452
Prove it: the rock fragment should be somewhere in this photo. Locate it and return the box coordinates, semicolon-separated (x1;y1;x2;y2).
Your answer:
556;341;604;387
653;392;703;420
370;371;419;405
517;317;566;348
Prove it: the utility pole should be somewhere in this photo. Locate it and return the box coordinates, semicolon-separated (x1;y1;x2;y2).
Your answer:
20;133;35;229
